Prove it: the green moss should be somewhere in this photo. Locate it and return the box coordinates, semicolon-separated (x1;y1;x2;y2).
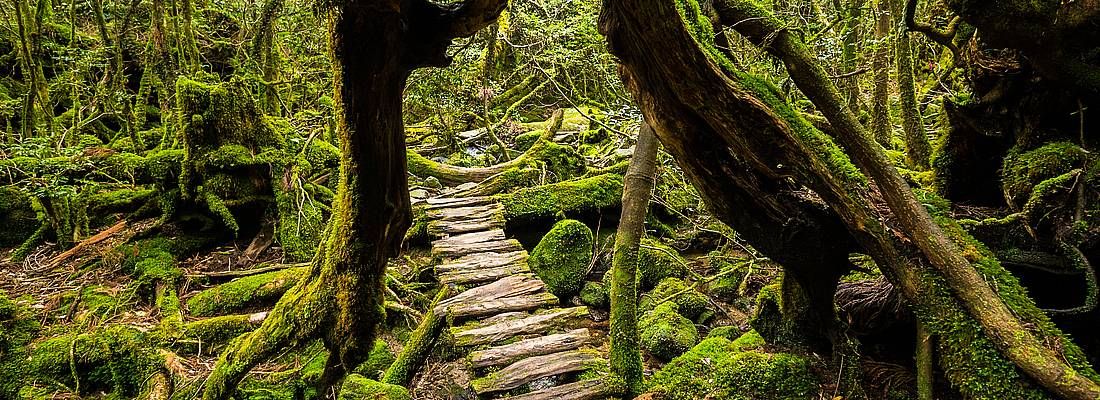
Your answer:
640;277;708;320
579;281;609;308
705;252;749;301
514;131;543;151
1001;141;1088;205
339;374;411;400
181;313;260;351
637;238;688;290
26;325;163;397
353;340;396;380
530;219;594;299
648;334;817;400
639;302;699;361
0;293;40;398
0;187;39;248
495;174;623;222
186;267;305;317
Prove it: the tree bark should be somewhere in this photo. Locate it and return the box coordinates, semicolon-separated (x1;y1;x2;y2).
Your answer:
608;122;659;395
892;0;931;170
201;0;508;398
869;0;892;148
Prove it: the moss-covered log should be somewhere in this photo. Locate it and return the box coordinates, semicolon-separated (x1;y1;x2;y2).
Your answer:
495;173;623;223
186;267;306;316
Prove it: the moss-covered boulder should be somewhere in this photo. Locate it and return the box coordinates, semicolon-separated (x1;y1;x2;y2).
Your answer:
705;251;749;302
339;374;411;400
1001;141;1089;206
640;277;708;320
1;293;40;398
639;302;698;361
26;326;164;397
352;340;396;380
648;332;817;400
530;219;594;299
0;187;38;248
637;238;688;290
579;281;609;308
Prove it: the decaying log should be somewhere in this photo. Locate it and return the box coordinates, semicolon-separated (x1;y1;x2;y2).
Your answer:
452;306;589;346
499;378;614;400
469;328;593;368
470;349;604;394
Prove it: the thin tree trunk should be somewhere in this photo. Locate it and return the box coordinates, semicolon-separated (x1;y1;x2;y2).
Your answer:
869;0;892;147
179;0;201;73
916;320;934;400
608;122;659;395
838;0;863;113
252;0;284;115
893;0;931;170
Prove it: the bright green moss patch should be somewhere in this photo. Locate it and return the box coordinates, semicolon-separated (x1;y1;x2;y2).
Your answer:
648;333;817;400
26;325;163;397
579;281;609;308
495;174;623;222
640;277;708;320
1001;141;1088;205
637;238;688;290
639;302;699;361
705;252;749;301
181;313;261;351
186;267;306;316
530;219;594;299
353;340;396;380
339;374;411;400
1;293;40;399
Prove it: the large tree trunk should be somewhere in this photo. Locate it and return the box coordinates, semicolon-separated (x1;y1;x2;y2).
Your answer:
201;1;507;398
601;0;1100;398
608;122;659;395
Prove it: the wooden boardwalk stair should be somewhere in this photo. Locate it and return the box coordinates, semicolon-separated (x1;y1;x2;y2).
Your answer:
423;196;617;400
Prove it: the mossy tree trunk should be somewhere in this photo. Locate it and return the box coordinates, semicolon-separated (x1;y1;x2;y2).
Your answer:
252;0;285;116
608;122;659;395
200;1;508;399
892;0;931;170
603;0;1100;398
869;0;892;148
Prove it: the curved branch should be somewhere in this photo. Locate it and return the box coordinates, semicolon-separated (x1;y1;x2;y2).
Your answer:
1042;242;1099;316
903;0;959;50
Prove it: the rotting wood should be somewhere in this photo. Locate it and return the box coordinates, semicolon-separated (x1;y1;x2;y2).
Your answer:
469;328;592;368
425;196;494;209
471;349;604;394
439;262;532;284
431;229;507;249
499;378;614;400
428;203;504;222
431;238;523;258
437;273;547;312
446;292;559;318
452;306;589;346
435;250;528;273
428;216;505;236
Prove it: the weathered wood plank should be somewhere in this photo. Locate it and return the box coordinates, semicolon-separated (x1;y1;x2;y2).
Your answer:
471;350;605;394
431;238;523;258
435;251;528;274
452;307;590;346
427;216;505;236
428;203;503;222
469;328;593;368
439;263;532;284
498;379;614;400
425;196;493;209
431;229;506;249
437;274;546;312
447;292;559;318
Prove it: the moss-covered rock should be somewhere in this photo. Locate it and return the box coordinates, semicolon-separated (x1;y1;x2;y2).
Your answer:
530;219;594;299
640;277;708;320
647;333;817;400
1001;141;1088;206
0;293;40;399
352;340;396;380
339;374;411;400
639;302;698;361
705;251;749;301
496;174;623;223
579;281;609;308
25;325;163;397
186;267;305;316
637;238;688;290
0;187;39;248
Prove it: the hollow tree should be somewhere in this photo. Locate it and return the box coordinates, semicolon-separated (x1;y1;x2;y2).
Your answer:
601;0;1100;398
200;1;508;398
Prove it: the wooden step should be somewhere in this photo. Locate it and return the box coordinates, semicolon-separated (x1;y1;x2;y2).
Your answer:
436;251;527;274
447;292;558;318
428;203;503;222
498;378;614;400
431;229;506;249
439;263;531;285
452;307;589;346
469;328;593;368
437;274;547;313
470;350;605;394
431;238;523;259
428;216;504;236
425;196;493;210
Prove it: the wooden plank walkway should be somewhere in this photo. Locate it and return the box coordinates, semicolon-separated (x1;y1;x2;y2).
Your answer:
425;196;617;399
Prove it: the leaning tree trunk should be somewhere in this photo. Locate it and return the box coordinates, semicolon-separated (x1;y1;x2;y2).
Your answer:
608;122;659;395
602;0;1100;398
201;1;508;399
